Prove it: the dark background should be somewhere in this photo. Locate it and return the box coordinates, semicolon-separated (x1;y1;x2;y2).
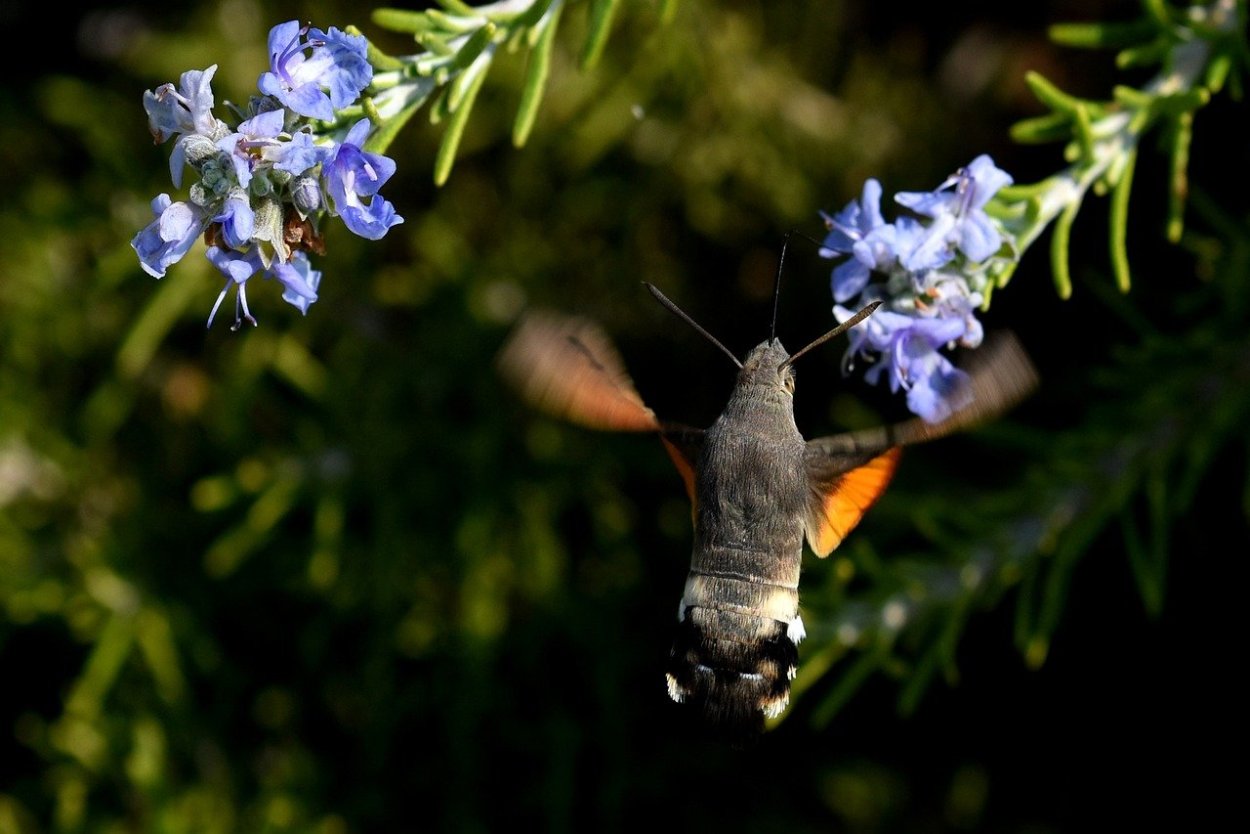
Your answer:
1;0;1244;831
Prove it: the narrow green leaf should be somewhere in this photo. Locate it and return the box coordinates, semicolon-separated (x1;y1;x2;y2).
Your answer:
990;260;1018;290
514;0;557;29
1025;635;1049;670
898;643;942;716
1175;436;1214;518
416;51;453;76
1072;103;1095;166
1166;112;1192;243
1116;39;1171;69
1126;104;1153;135
1013;568;1037;655
447;46;494;112
1108;146;1136;293
417;31;456;57
659;0;679;24
1023;195;1044;224
205;474;302;577
513;2;564;147
1050;198;1079;299
373;8;439;34
983;194;1029;222
429;85;451;125
427;8;487;33
936;596;971;669
1112;84;1153;108
512;9;562;148
1153;87;1211;117
1120;509;1155;612
1025;71;1085;115
979;279;997;308
435;60;490;186
333;104;366;123
1047;22;1110;48
581;0;621;69
346;25;405;71
899;598;970;716
434;0;478;14
66;615;136;718
1205;52;1232;93
503;24;527;53
1142;0;1173;28
1039;492;1127;643
113;263;203;383
1010;112;1072;144
1036;545;1076;647
996;182;1053;201
1225;59;1243;100
451;22;498;72
135;608;186;703
1048;19;1157;48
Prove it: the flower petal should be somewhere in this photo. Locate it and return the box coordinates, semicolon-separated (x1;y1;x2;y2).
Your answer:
954;211;1002;263
831;258;871;303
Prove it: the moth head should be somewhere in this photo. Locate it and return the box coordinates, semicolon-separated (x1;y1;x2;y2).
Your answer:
741;340;796;396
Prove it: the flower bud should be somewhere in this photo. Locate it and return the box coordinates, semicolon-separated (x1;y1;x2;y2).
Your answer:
200;159;225;189
180;133;220;169
189;182;211;208
291;175;322;214
250;172;274;197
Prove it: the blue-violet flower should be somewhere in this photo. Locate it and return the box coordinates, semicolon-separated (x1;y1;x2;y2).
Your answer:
821;156;1013;423
133;19;400;329
258;21;372;122
324;119;403;240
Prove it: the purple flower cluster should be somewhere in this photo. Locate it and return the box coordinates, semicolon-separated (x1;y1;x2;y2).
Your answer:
132;22;403;329
821;155;1013;422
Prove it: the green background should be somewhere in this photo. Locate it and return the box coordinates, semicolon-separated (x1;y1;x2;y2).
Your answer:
1;0;1244;831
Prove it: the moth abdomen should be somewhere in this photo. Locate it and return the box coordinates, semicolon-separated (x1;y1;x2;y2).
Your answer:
665;564;805;741
665;607;800;741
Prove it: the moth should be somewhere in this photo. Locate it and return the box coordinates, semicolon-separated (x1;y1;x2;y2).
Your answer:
498;279;1037;740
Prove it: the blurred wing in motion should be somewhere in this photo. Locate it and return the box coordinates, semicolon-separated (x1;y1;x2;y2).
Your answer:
498;309;705;501
497;310;662;432
802;332;1038;556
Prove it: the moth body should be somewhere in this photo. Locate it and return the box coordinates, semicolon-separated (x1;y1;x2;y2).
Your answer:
666;340;810;734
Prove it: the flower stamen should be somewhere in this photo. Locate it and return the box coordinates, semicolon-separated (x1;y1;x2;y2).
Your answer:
274;24;312;79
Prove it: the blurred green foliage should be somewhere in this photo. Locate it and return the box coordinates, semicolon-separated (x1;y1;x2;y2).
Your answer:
1;1;1245;832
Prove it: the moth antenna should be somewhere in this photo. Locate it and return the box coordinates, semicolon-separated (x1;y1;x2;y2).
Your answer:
770;230;793;342
771;229;834;342
644;282;744;369
778;300;880;371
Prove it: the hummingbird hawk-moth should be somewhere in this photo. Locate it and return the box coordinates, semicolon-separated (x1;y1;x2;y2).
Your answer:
497;277;1036;740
